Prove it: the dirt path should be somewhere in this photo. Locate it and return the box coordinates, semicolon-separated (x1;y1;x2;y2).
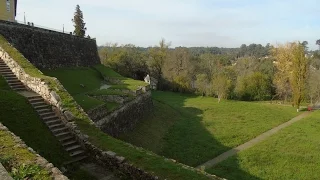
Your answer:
197;111;311;169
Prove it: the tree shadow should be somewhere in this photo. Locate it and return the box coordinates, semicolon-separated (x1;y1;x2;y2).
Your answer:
118;90;261;179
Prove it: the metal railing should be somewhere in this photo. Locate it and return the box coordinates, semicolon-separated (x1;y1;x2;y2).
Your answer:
13;20;95;40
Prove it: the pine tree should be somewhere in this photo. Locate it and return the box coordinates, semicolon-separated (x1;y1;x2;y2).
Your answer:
72;5;86;37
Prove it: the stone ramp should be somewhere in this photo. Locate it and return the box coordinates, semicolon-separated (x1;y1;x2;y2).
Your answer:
81;163;119;180
0;163;13;180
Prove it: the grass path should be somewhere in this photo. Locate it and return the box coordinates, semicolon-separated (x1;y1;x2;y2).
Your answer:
198;111;311;169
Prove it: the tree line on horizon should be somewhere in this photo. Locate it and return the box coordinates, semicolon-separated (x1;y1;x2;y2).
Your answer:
98;39;320;110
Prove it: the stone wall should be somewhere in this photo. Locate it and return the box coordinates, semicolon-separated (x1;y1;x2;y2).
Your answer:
91;91;153;137
0;20;100;69
0;123;68;180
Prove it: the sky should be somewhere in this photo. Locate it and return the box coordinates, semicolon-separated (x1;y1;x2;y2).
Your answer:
16;0;320;50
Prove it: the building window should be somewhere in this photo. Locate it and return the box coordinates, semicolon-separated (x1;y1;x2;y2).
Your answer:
6;0;10;12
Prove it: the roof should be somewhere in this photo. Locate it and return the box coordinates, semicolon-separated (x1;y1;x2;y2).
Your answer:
15;0;17;16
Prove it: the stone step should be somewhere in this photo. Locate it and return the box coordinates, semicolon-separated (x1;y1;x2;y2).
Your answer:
2;74;16;78
62;140;78;147
29;98;44;103
42;115;59;121
31;101;47;106
65;144;82;152
51;127;68;134
63;156;87;166
10;84;25;89
0;69;11;72
13;87;27;91
36;108;51;114
69;149;85;157
55;131;71;138
34;104;50;110
1;72;14;75
39;111;55;117
59;136;74;142
48;123;64;130
46;119;62;126
28;95;42;100
6;78;19;82
8;82;23;86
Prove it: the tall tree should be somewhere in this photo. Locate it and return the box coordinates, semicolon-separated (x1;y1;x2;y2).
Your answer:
72;5;87;37
272;42;309;111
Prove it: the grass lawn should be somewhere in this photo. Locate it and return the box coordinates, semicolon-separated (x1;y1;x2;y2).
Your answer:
94;64;148;90
43;66;145;111
43;67;102;95
120;91;300;167
206;111;320;180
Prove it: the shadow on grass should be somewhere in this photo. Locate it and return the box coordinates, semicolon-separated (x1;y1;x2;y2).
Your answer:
119;90;260;179
207;156;261;180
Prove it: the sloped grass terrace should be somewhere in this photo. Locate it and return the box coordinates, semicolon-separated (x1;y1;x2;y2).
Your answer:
0;35;217;180
120;91;300;167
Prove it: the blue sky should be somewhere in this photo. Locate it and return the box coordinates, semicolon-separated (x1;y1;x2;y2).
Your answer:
16;0;320;49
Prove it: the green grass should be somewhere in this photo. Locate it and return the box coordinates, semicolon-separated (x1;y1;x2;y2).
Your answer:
73;94;105;111
0;130;51;180
94;64;148;90
0;90;72;166
87;89;129;96
43;67;102;95
120;91;300;167
206;111;320;180
0;35;217;180
0;75;10;90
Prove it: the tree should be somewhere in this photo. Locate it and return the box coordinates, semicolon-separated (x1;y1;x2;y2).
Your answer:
147;38;171;89
316;39;320;50
272;42;309;111
212;74;231;102
195;74;209;96
72;5;87;37
235;72;271;101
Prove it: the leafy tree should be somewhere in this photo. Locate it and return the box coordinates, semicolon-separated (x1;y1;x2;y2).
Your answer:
308;68;320;104
212;74;231;102
235;72;271;101
272;42;309;111
72;5;87;37
147;38;171;89
195;74;209;96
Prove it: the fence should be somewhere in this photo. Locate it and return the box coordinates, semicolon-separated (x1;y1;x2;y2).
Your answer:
14;20;94;39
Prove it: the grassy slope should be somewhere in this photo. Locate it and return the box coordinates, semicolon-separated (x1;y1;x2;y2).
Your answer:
120;91;299;167
0;76;71;166
0;129;51;179
207;111;320;180
0;35;217;180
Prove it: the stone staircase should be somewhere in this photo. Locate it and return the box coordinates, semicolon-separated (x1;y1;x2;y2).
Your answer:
0;59;87;165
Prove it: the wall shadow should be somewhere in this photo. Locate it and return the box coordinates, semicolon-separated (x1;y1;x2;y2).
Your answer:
118;90;261;180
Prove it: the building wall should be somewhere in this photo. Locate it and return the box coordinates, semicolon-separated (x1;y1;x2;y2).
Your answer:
0;0;15;22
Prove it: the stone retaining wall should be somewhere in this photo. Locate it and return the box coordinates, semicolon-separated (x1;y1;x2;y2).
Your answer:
92;91;153;137
0;20;100;69
0;123;68;180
